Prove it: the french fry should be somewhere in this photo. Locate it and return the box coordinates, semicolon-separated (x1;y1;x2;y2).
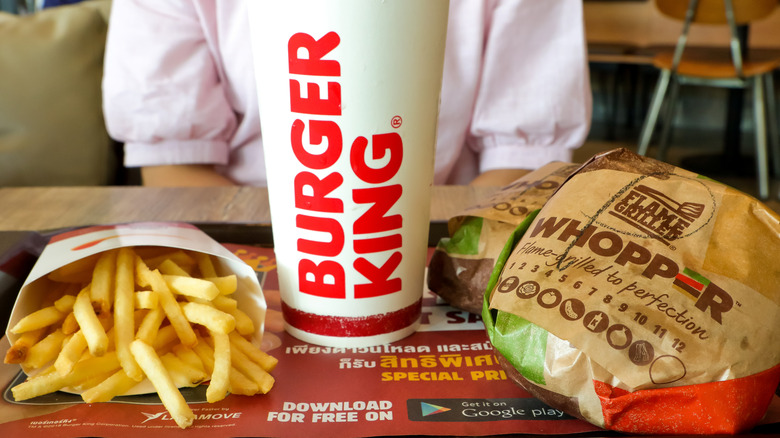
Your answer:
61;311;79;335
90;250;117;314
10;306;65;334
152;324;179;351
228;366;262;396
4;327;46;364
81;369;139;403
53;294;77;313
71;369;117;392
12;352;121;401
191;339;215;374
54;331;87;376
98;310;113;331
206;275;238;295
136;306;165;345
115;247;144;381
163;275;220;301
228;331;279;372
172;344;206;374
207;331;230;403
134;291;158;309
130;340;194;429
133;308;148;327
181;302;236;334
73;286;109;357
46;254;100;283
14;372;69;399
36;364;57;377
143;250;196;272
234;351;274;394
156;258;191;277
104;325;116;353
216;336;274;394
137;259;197;347
230;307;255;336
23;329;67;369
194;252;218;278
193;339;259;396
160;353;208;388
211;295;238;313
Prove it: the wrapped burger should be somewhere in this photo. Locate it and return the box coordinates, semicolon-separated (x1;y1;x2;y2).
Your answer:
428;162;579;313
483;148;780;435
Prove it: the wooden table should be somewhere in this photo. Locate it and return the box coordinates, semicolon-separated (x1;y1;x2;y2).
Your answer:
1;185;777;232
0;185;498;233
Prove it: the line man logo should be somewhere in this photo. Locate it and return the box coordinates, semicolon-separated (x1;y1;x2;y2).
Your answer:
141;412;166;423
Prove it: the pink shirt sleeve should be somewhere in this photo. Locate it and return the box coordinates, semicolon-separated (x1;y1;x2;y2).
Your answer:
466;0;592;173
102;0;591;185
102;0;237;167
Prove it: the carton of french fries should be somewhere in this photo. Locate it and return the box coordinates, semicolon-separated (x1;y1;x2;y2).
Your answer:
3;222;277;429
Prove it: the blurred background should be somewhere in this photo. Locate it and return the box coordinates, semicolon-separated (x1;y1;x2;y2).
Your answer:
580;0;780;207
1;0;779;211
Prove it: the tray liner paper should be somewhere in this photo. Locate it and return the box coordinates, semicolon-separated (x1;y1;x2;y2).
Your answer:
484;148;780;435
0;230;607;437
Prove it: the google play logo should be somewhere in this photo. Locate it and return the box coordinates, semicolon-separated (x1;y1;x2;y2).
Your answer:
421;402;451;416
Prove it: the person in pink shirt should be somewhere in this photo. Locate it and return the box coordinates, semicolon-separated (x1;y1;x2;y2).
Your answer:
103;0;591;187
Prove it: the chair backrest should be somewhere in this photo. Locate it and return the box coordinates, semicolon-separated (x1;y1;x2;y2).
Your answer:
656;0;777;24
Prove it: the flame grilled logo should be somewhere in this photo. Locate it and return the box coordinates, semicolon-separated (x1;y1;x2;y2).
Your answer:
610;184;705;245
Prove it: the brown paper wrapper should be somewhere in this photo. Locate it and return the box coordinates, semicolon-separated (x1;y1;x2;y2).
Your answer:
427;162;580;313
485;148;780;434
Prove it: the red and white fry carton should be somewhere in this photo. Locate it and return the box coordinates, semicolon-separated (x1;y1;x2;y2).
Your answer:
247;0;450;347
5;222;266;394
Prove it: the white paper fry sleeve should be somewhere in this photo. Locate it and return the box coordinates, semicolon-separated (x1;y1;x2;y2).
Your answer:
5;222;266;395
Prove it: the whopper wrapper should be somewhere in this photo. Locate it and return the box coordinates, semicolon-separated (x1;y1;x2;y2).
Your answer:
484;149;780;434
428;162;580;314
5;222;266;395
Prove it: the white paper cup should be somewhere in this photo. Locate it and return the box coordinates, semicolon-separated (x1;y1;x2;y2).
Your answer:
248;0;449;347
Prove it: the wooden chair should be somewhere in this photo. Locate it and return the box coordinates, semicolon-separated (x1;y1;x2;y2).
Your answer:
636;0;780;199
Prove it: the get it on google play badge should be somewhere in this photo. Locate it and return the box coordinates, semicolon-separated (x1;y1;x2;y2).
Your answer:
406;399;574;422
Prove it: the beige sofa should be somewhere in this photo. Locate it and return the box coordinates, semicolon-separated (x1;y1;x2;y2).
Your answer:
0;0;124;187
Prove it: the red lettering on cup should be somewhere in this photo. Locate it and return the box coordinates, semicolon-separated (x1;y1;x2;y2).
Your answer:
353;185;402;234
291;119;342;169
298;259;345;299
354;252;402;298
354;234;402;254
350;133;403;184
287;31;407;308
296;215;344;257
289;80;341;115
288;32;341;76
288;32;341;115
294;172;344;213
